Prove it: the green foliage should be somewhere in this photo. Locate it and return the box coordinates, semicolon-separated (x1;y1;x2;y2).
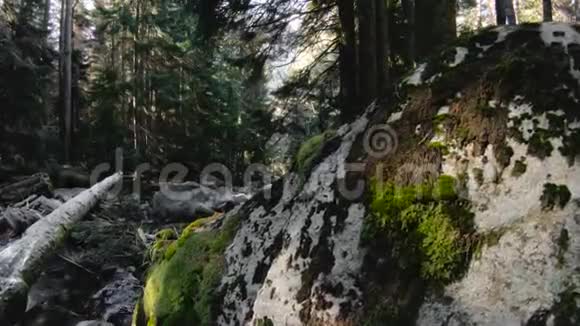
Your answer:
367;175;474;283
294;130;336;174
0;7;54;128
142;215;240;326
428;141;449;155
87;0;273;172
541;183;571;211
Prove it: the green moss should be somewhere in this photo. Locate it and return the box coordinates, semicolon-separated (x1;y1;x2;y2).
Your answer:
294;130;336;174
511;159;527;177
552;286;580;326
155;229;177;241
255;317;274;326
473;227;509;259
367;175;473;283
428;141;449;155
494;143;514;169
528;130;554;159
472;168;484;186
541;183;571;210
142;215;240;326
560;130;580;165
556;228;570;268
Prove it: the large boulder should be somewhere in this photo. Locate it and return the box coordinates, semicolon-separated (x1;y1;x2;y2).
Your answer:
137;22;580;326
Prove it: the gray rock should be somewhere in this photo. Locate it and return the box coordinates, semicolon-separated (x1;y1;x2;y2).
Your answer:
91;269;141;325
76;321;114;326
151;183;251;221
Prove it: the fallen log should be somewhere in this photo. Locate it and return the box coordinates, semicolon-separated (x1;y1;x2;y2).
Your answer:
0;172;122;323
0;173;52;204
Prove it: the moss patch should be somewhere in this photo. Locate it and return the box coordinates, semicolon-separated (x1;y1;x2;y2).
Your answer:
141;215;239;326
556;228;570;268
511;159;527;177
540;183;571;210
528;131;554;159
361;175;475;325
294;130;336;175
366;175;474;282
472;168;484;186
551;286;580;325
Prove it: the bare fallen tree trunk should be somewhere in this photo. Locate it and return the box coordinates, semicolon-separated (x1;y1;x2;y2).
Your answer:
0;172;122;323
0;174;53;204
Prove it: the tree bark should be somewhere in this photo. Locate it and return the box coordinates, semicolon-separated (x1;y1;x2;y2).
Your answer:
505;0;516;24
0;173;122;323
415;0;456;60
63;0;73;162
496;0;506;25
376;0;390;97
403;0;416;64
357;0;378;108
543;0;553;22
337;0;358;121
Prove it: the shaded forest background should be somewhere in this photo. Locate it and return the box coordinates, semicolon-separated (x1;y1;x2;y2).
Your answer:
0;0;578;178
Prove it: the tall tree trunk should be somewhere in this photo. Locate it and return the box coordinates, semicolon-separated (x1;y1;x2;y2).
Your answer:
403;0;416;64
496;0;506;25
43;0;50;37
63;0;73;162
376;0;390;97
543;0;553;21
58;0;65;142
415;0;456;60
505;0;516;24
337;0;358;121
477;0;483;28
357;0;378;108
576;0;580;22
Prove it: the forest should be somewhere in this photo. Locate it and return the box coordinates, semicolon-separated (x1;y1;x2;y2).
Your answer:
2;0;580;325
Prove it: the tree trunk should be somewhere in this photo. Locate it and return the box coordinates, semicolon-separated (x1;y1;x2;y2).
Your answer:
415;0;456;60
576;0;580;22
63;0;73;162
505;0;516;24
337;0;358;121
543;0;553;22
403;0;416;64
357;0;378;108
43;0;50;37
0;173;122;323
376;0;390;97
496;0;506;25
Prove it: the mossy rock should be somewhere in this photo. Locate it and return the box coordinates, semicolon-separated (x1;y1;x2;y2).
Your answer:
139;216;239;326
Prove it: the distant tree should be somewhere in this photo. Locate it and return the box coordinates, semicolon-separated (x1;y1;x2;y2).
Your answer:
543;0;553;21
496;0;517;24
62;0;72;162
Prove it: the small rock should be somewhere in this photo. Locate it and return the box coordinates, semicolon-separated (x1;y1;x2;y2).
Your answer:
76;321;114;326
